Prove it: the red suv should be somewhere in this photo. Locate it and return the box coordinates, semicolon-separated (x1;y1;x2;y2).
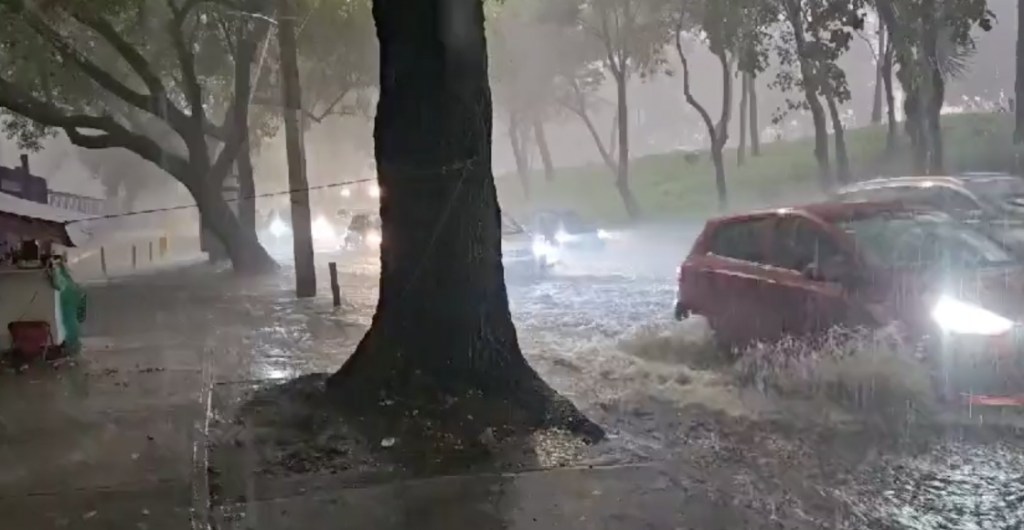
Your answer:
675;201;1024;402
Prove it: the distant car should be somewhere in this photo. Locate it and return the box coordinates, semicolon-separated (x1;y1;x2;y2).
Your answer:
502;212;558;272
836;175;1024;255
344;212;382;250
531;209;610;252
675;200;1024;405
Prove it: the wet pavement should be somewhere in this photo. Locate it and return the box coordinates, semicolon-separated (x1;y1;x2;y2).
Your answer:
2;223;1024;528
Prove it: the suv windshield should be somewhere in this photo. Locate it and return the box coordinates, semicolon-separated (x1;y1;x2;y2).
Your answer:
840;211;1014;269
557;211;593;233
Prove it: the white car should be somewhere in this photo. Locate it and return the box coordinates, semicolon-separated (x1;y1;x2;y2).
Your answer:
260;211;345;254
501;212;558;272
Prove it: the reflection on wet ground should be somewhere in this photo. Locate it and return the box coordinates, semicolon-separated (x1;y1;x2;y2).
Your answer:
2;224;1024;528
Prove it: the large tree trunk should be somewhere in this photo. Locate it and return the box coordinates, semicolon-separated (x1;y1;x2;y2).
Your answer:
738;72;749;166
748;74;760;156
532;117;555;182
508;112;531;198
825;92;851;185
327;0;602;442
189;177;275;274
613;72;640;219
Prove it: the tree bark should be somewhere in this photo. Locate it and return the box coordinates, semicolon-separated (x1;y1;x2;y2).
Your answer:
237;136;257;235
882;34;897;154
871;25;885;125
738;71;749;166
277;0;316;297
508;112;531;199
748;74;760;156
327;0;602;442
532;117;555;182
613;72;640;219
825;92;851;185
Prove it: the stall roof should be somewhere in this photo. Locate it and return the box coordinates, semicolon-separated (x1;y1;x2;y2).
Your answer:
0;192;91;247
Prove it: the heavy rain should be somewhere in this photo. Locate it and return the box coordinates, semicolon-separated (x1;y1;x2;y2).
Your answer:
0;0;1023;528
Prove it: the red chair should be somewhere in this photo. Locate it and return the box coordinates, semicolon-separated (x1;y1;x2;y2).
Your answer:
8;321;53;362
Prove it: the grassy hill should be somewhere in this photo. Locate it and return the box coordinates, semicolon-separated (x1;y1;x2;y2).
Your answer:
496;112;1019;223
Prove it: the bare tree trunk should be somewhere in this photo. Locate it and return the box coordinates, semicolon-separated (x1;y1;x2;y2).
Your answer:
236;137;257;235
614;72;640;219
532;117;555;182
882;34;897;154
327;0;602;443
675;27;727;209
277;0;316;297
1017;0;1024;145
748;74;760;156
508;112;531;199
738;71;749;166
825;92;851;185
871;23;885;125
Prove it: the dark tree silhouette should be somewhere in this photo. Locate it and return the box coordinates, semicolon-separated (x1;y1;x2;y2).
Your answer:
327;0;603;442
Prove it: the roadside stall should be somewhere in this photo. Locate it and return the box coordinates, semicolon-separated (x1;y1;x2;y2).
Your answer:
0;192;89;367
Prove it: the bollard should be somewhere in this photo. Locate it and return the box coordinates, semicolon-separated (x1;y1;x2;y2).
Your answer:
100;247;107;276
328;262;341;308
149;241;154;262
131;244;137;269
159;236;168;258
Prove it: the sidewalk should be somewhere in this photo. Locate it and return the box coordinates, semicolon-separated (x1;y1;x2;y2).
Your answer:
0;263;819;530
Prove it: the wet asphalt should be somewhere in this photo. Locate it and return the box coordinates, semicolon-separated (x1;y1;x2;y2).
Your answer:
2;223;1024;528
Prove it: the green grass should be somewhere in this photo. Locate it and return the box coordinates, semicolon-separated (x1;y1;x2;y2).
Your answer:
497;112;1019;223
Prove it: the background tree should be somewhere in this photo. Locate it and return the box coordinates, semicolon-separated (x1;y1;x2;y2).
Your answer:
1017;0;1024;147
327;0;602;444
674;0;770;209
575;0;673;219
875;0;993;173
772;0;864;190
0;0;276;272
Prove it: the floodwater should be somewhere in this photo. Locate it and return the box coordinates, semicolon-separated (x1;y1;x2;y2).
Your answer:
253;222;1024;528
8;222;1023;528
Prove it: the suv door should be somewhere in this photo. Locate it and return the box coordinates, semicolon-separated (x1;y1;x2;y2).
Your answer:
765;216;861;338
686;216;775;349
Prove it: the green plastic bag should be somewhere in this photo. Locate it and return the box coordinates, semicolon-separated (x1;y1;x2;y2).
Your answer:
50;264;86;354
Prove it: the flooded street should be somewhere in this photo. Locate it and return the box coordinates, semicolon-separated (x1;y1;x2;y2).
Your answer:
3;223;1024;528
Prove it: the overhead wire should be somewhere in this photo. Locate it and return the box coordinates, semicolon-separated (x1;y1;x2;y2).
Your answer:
63;177;377;225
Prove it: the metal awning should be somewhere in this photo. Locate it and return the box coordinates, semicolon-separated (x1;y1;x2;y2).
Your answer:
0;192;90;247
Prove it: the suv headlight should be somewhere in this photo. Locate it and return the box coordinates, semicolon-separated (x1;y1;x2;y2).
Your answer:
931;296;1014;336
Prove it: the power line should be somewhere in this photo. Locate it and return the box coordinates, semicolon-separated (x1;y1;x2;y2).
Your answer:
65;177;377;225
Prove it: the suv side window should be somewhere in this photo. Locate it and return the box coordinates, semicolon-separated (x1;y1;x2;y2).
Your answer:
769;217;844;272
708;219;769;263
915;188;980;214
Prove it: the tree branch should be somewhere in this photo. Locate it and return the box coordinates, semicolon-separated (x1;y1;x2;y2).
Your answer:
167;0;207;127
0;76;192;184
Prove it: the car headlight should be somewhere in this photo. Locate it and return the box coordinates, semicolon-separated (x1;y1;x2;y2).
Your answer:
269;217;289;237
554;229;571;244
365;229;382;246
340;187;352;198
311;216;336;241
931;295;1014;336
532;236;557;258
597;229;611;240
367;184;381;198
